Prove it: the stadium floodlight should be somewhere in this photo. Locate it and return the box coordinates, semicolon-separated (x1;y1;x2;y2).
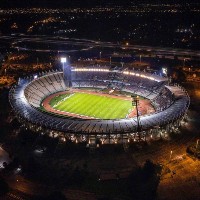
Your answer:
34;75;38;79
162;68;167;75
131;94;142;140
61;57;67;80
61;57;67;63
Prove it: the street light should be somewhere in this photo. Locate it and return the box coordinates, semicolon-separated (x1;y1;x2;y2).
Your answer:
196;139;199;149
139;55;142;63
99;51;102;60
169;150;173;162
110;56;112;65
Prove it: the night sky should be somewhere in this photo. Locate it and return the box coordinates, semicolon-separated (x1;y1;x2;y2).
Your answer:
0;0;199;8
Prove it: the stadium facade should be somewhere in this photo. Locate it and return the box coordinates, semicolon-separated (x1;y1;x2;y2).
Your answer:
9;65;190;145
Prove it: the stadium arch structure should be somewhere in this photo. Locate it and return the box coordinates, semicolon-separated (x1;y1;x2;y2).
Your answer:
9;66;190;145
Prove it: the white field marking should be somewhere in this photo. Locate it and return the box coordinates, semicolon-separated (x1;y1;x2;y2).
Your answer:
52;91;131;119
53;93;75;108
53;109;98;119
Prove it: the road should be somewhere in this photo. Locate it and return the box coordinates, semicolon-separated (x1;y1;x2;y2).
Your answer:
1;130;198;200
0;35;200;58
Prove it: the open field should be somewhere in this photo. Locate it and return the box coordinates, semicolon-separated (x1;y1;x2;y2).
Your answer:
42;89;154;119
52;92;132;119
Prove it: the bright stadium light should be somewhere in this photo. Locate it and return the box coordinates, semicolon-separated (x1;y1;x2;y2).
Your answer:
34;75;38;79
162;68;167;75
61;57;67;79
61;57;67;63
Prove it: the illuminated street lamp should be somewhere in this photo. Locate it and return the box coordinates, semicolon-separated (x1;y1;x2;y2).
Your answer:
99;51;102;60
196;139;199;149
139;55;142;63
169;150;173;162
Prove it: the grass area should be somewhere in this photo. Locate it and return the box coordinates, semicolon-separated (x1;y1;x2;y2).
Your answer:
82;178;131;200
53;92;133;119
49;93;71;107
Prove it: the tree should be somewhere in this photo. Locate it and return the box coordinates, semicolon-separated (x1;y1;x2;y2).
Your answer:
70;167;87;187
128;160;161;200
0;177;9;196
143;159;156;179
45;191;67;200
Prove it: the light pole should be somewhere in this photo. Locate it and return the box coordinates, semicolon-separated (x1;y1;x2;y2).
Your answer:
139;55;142;63
196;139;199;149
183;58;186;67
110;56;112;65
132;95;142;141
100;51;102;60
169;150;173;162
61;57;66;79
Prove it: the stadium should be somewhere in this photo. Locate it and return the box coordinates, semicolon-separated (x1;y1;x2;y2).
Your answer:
9;61;190;146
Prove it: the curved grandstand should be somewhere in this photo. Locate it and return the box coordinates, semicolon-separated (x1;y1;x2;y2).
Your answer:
9;66;190;145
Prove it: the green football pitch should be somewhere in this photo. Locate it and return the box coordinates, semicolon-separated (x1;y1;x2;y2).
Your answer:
51;92;133;119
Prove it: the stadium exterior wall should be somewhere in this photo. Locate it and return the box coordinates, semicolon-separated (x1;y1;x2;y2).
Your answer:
9;69;190;145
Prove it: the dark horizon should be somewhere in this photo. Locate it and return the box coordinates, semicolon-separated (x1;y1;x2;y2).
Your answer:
1;0;200;8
